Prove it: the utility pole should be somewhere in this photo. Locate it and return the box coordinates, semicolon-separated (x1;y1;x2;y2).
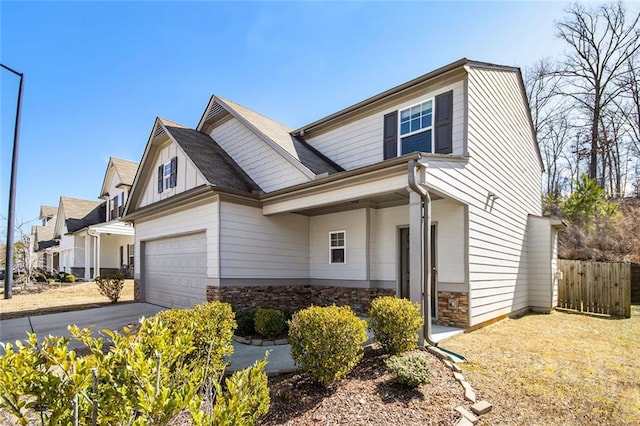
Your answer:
2;63;24;299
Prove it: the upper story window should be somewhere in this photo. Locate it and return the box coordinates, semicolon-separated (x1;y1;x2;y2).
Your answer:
109;195;120;220
383;90;453;160
399;100;433;155
157;157;178;193
329;230;346;264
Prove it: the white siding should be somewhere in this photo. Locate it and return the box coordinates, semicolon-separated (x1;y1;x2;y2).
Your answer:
209;118;310;192
219;202;309;279
305;80;465;170
527;216;552;309
369;201;465;286
134;200;219;280
138;140;207;209
310;209;367;280
103;167;130;221
100;234;134;269
463;66;543;326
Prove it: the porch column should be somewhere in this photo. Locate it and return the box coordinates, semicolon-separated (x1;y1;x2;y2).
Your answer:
84;235;91;280
409;191;424;312
95;233;101;278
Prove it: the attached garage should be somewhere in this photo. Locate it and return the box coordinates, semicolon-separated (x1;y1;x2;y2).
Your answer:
143;232;207;308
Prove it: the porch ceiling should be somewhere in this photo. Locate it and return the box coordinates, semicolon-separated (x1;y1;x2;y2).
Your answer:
88;221;135;236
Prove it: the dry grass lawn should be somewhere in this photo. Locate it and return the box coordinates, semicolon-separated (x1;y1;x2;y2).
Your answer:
445;306;640;425
0;280;134;320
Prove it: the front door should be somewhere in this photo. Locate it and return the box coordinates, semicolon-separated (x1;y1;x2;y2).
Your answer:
398;225;437;317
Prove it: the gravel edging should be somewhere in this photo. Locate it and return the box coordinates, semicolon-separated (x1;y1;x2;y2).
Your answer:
232;335;289;346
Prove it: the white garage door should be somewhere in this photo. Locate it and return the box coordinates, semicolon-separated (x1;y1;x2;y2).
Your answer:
143;232;207;308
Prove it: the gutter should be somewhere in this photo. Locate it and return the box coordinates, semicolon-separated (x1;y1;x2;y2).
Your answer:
407;155;437;347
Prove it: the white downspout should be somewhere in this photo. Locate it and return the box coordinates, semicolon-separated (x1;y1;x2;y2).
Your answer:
407;156;437;347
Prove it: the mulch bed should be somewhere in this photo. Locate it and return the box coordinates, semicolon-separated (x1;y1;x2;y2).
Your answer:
260;346;466;425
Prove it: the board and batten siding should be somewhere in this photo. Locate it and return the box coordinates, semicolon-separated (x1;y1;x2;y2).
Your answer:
138;140;207;209
463;66;543;326
133;201;220;281
309;209;367;281
369;201;465;288
209;118;310;192
305;80;465;170
219;202;309;280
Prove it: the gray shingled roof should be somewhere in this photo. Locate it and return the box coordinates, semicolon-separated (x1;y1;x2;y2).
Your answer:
40;205;57;219
162;122;261;194
33;225;57;251
111;157;138;186
60;197;105;233
217;97;343;175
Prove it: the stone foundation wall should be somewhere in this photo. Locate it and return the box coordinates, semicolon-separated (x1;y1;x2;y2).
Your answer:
207;285;395;314
436;291;469;328
134;279;141;302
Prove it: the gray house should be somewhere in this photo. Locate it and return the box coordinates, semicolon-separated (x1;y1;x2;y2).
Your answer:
124;59;562;330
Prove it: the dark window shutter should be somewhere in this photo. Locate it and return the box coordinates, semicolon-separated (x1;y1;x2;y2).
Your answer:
434;90;453;154
113;196;119;219
383;111;398;159
157;165;164;193
170;157;178;187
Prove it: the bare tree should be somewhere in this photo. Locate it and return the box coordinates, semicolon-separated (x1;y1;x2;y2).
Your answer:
555;2;640;183
526;59;573;196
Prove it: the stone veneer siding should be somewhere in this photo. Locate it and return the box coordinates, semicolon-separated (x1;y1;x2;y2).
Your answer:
207;285;395;314
134;279;141;302
435;291;469;328
70;267;120;279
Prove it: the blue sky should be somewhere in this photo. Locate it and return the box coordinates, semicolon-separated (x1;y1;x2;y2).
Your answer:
1;0;576;228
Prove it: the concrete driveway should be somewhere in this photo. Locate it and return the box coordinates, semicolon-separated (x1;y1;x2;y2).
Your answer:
0;303;165;351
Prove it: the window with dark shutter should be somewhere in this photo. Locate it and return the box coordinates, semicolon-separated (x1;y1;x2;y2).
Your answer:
434;90;453;154
170;157;177;188
383;111;398;159
157;165;164;193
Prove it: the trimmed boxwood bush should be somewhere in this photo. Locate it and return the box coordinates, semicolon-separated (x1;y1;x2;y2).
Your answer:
385;352;432;387
288;305;367;386
369;296;423;354
64;274;76;283
254;307;286;337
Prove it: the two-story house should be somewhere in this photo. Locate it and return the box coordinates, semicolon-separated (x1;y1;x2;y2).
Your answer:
46;158;138;279
123;59;563;330
32;205;58;270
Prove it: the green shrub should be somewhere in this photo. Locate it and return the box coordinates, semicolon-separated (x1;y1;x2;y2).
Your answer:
254;307;286;337
154;301;236;370
288;305;367;386
385;353;432;387
95;273;125;303
235;310;256;336
0;314;267;425
192;358;270;425
64;274;76;283
369;296;423;354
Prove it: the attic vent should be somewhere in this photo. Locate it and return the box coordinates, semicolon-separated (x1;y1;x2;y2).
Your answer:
206;103;225;121
153;125;165;140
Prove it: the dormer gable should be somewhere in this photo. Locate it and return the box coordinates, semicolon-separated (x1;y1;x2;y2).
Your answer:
124;117;261;216
100;157;139;221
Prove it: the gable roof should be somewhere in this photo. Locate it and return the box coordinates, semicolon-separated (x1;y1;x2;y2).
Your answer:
33;225;57;250
58;197;105;234
99;157;139;198
161;120;261;193
197;96;343;176
111;157;138;186
39;205;57;219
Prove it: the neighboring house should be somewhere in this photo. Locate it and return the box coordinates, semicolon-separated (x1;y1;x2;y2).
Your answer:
124;58;563;330
32;205;58;270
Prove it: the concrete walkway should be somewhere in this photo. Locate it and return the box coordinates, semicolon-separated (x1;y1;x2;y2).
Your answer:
0;303;463;374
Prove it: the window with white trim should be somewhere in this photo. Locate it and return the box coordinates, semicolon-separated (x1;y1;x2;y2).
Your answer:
399;99;433;155
157;157;178;193
329;231;346;264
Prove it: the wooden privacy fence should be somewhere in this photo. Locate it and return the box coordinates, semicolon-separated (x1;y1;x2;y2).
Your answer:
558;259;631;318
